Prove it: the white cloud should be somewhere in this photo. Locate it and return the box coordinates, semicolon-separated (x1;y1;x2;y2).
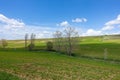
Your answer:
72;18;87;23
0;25;54;39
0;13;56;40
58;21;69;27
102;25;114;31
43;31;50;34
0;14;25;29
102;14;120;30
83;29;102;36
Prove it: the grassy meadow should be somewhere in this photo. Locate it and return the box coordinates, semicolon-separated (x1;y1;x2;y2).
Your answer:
0;36;120;80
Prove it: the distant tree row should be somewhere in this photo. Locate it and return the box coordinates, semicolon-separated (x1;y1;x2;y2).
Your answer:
24;26;79;56
0;26;79;56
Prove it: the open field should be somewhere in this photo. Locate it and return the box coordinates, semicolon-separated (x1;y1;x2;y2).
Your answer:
76;36;120;61
0;50;120;80
6;36;120;61
0;36;120;80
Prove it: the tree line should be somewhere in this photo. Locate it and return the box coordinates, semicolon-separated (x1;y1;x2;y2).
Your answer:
0;26;79;56
24;26;79;56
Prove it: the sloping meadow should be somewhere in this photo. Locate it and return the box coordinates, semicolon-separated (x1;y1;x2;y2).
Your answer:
0;50;120;80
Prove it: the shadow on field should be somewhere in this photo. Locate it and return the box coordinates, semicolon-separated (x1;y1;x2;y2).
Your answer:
0;43;120;63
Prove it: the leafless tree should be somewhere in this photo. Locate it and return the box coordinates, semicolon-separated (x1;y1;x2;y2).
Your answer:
53;31;63;52
63;26;79;56
25;33;28;48
53;27;79;56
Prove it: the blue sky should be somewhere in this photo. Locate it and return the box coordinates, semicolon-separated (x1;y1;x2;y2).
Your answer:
0;0;120;39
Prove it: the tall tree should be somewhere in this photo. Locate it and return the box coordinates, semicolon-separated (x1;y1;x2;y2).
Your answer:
63;26;79;56
53;27;79;56
28;33;36;51
30;33;36;45
25;33;28;48
53;31;63;52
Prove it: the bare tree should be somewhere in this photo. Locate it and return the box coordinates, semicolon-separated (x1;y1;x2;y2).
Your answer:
1;39;8;49
25;33;28;48
63;26;79;56
53;27;79;56
53;31;63;52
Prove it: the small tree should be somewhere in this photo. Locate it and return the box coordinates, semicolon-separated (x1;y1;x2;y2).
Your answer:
1;39;8;49
46;41;53;51
28;43;35;51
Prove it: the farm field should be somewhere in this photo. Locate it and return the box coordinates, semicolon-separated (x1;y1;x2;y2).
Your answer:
7;36;120;61
1;0;120;80
0;50;120;80
0;36;120;80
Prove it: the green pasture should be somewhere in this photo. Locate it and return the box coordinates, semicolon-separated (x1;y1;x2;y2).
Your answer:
0;36;120;80
0;50;120;80
6;36;120;61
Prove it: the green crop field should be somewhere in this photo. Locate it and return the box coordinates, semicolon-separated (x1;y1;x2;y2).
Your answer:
0;36;120;80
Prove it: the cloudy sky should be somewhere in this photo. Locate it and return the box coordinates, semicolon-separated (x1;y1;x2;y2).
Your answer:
0;0;120;40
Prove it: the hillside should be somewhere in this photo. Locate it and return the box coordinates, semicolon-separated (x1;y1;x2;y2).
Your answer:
4;35;120;61
0;35;120;80
0;50;120;80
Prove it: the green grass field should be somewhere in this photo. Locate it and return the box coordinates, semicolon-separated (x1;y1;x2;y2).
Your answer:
0;36;120;80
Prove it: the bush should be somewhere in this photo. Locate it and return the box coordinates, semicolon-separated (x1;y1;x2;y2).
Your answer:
28;43;35;51
46;41;53;51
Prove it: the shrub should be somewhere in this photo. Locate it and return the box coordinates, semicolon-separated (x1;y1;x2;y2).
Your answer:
28;43;35;51
46;41;53;51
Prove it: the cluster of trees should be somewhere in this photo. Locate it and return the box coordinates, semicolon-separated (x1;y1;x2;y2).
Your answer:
0;27;79;57
52;26;79;56
25;33;36;51
24;26;79;56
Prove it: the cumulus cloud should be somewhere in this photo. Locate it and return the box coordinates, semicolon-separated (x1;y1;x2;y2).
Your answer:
0;13;55;40
0;25;54;39
57;21;70;27
83;29;102;36
72;18;87;23
102;25;114;31
102;14;120;30
0;14;25;29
